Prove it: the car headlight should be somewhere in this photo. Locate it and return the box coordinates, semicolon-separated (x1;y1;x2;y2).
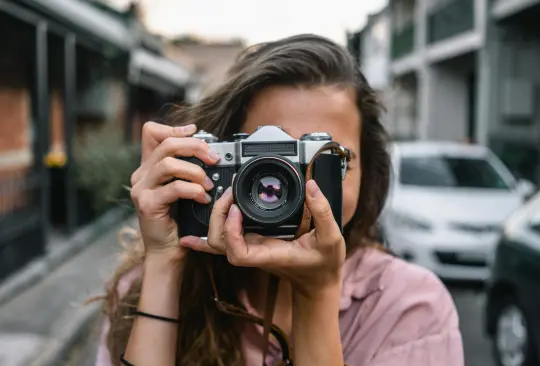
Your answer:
391;212;432;232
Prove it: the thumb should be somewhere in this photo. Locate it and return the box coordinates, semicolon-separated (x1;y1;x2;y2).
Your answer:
304;180;340;241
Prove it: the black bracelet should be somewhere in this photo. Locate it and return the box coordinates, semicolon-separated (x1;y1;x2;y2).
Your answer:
120;353;135;366
133;310;180;324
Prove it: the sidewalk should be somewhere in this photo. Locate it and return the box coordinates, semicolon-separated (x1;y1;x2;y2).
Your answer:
0;216;137;366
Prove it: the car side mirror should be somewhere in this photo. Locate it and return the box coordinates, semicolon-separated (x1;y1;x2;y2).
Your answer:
515;179;535;200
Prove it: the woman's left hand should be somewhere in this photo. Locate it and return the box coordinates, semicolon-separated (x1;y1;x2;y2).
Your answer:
179;179;346;297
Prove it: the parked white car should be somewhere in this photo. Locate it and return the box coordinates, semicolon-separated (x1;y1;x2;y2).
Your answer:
380;141;535;281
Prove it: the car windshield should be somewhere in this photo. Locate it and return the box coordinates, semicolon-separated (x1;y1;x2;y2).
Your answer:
399;155;510;189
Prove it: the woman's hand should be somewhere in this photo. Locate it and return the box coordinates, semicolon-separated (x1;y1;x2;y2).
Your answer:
179;180;346;297
129;121;220;264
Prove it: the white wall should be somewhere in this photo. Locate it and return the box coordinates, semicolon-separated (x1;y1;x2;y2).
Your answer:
361;13;390;90
423;65;468;140
389;76;417;139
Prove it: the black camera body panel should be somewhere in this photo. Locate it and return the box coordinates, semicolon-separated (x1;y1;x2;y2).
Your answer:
172;158;236;238
172;126;347;239
311;153;344;232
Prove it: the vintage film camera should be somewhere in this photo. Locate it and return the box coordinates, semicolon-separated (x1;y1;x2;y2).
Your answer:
173;126;350;239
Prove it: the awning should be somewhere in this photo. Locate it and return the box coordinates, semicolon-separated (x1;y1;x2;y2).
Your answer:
22;0;133;50
130;49;192;94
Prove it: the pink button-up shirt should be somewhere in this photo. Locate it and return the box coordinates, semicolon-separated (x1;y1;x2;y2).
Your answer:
96;248;464;366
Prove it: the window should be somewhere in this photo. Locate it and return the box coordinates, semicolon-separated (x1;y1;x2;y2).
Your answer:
399;156;510;189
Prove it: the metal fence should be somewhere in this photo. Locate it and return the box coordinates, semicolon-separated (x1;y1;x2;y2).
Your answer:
0;172;46;281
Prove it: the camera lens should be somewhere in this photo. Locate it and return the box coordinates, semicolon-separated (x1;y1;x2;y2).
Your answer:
233;155;304;227
252;174;288;210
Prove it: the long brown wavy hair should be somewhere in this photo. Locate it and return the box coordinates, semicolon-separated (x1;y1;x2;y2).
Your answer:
102;34;391;366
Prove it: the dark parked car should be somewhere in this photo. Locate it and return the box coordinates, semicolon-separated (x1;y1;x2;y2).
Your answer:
485;191;540;366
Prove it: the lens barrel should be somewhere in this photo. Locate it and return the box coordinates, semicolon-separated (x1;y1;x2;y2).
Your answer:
233;154;304;227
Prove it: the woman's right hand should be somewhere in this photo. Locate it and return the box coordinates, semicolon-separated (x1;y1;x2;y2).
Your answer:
129;121;221;263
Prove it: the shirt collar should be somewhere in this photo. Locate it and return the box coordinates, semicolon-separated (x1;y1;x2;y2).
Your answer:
339;247;393;311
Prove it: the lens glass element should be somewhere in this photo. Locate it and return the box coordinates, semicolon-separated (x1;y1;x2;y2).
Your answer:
252;174;287;210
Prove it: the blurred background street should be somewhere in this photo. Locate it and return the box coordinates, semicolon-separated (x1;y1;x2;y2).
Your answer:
1;0;540;365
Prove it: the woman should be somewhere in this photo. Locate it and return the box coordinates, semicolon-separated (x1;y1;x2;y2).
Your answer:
97;34;463;366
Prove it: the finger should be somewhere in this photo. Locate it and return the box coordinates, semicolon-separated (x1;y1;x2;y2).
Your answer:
134;137;219;184
144;156;214;190
144;137;220;172
153;180;212;206
222;204;250;266
141;122;197;162
207;187;233;253
179;236;223;255
223;205;288;267
226;226;295;268
304;180;341;242
134;123;200;184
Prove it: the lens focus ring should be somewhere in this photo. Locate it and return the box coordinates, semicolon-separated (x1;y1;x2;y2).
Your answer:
233;155;304;227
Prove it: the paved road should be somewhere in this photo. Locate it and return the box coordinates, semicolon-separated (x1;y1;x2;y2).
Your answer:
447;283;496;366
0;223;125;366
62;314;101;366
65;284;497;366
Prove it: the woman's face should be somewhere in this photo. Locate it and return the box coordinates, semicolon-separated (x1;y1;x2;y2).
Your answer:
241;85;362;227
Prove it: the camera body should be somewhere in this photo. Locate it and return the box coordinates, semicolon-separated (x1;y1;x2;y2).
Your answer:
173;126;349;239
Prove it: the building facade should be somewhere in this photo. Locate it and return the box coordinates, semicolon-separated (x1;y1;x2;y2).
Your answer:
0;0;194;281
387;0;540;182
388;0;485;143
484;1;540;184
348;8;396;136
166;37;246;103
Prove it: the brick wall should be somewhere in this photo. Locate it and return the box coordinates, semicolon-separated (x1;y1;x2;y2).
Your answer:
0;166;32;215
0;58;130;217
50;89;65;153
0;85;33;215
0;87;31;162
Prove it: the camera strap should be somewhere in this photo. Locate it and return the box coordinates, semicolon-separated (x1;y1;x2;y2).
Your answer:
294;141;350;240
207;141;351;366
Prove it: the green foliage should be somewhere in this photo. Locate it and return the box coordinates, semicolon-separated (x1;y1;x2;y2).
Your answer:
74;123;140;214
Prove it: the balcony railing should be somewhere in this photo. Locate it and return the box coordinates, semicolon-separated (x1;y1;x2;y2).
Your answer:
427;0;475;44
391;22;415;60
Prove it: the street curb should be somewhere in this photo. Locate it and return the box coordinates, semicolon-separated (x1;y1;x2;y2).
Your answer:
30;301;102;366
0;206;132;307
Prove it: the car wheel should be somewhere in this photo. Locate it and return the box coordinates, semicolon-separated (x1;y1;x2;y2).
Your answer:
493;296;537;366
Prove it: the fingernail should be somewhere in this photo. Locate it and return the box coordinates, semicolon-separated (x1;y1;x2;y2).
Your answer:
204;193;212;203
204;176;214;190
229;204;240;217
307;180;320;198
222;186;232;199
181;124;196;133
208;150;220;162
